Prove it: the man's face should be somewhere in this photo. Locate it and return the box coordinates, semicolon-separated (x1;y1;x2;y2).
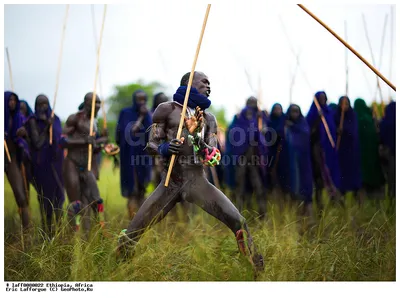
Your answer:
341;97;350;112
272;104;283;117
135;92;147;107
192;72;211;97
289;105;300;121
20;102;28;116
84;93;101;116
8;94;17;112
246;97;258;110
36;96;49;116
318;93;327;106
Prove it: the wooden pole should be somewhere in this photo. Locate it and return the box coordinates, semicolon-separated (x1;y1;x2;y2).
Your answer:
164;4;211;187
279;15;313;92
88;4;107;171
314;97;335;148
5;47;15;92
297;4;395;92
388;5;394;100
5;47;13;163
336;99;345;151
363;14;388;116
344;20;349;96
257;74;263;131
4;140;11;163
338;21;349;151
50;4;70;145
289;50;301;104
91;4;106;130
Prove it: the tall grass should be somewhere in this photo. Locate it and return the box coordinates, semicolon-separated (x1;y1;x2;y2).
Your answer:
4;160;395;281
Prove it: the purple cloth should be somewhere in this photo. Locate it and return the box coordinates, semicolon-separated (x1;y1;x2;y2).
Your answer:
306;91;341;190
27;98;65;210
379;101;396;156
334;99;362;193
116;90;152;197
281;105;313;202
4;91;30;164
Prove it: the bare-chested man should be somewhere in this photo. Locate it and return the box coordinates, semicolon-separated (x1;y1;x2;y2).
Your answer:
60;93;108;236
118;72;264;271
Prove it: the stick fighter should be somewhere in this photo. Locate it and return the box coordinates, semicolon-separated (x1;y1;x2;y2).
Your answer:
118;72;264;271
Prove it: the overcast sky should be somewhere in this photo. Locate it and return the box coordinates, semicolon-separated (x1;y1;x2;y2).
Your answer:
3;2;396;122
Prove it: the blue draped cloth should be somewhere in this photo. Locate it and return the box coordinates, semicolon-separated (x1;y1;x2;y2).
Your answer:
280;105;313;202
27;97;65;210
306;91;341;189
116;90;152;197
4;91;30;164
173;86;211;110
266;103;286;189
379;101;396;156
334;99;362;193
19;99;34;123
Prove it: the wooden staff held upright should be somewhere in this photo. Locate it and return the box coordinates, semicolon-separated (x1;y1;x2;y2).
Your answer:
5;47;13;163
50;4;70;145
337;21;348;151
88;4;107;172
164;4;211;187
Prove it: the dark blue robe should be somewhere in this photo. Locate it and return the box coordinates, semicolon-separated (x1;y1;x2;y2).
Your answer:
27;101;65;212
379;101;396;156
4;91;30;164
116;90;152;197
306;92;341;190
334;101;362;193
280;105;313;202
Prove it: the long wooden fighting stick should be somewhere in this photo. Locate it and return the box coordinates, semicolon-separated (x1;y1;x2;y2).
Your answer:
50;4;70;145
362;13;388;118
279;15;313;92
314;96;335;148
297;4;396;92
388;6;394;102
164;4;211;187
5;47;13;163
337;21;349;151
88;4;107;172
289;50;301;104
91;4;106;130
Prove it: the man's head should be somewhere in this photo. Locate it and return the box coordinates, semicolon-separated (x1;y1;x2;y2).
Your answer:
288;104;301;122
20;101;28;117
35;94;50;118
339;96;350;112
315;91;327;106
133;90;147;108
181;71;211;97
153;92;169;110
8;93;18;112
246;96;258;110
84;92;101;117
271;103;283;118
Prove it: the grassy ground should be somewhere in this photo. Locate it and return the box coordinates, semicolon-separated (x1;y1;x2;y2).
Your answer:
4;159;396;281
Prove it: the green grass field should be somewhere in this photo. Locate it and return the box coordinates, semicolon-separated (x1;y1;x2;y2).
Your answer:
4;159;396;281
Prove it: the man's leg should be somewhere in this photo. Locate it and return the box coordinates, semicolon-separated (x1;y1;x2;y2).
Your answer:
6;161;30;230
120;175;183;254
248;165;266;218
235;164;247;212
185;175;264;271
63;158;82;231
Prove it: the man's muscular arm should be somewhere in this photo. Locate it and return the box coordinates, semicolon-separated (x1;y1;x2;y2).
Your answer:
204;113;218;148
60;114;95;149
146;103;184;157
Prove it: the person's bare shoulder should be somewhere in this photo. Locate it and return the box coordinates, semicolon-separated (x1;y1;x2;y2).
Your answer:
152;102;175;123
